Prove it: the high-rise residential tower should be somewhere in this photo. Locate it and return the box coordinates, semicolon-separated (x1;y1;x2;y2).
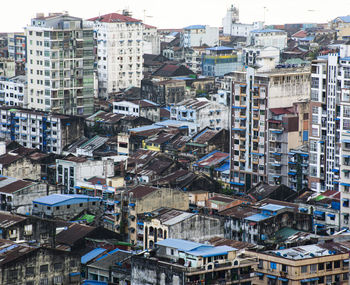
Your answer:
86;12;143;98
26;12;95;115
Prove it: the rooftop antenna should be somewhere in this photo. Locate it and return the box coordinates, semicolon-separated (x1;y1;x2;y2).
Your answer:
263;7;268;23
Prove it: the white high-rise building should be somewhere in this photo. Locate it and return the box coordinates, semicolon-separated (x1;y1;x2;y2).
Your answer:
86;13;143;98
26;12;95;115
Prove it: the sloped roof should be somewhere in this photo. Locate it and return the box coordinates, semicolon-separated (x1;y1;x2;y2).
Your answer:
128;185;158;199
87;13;141;23
56;223;96;246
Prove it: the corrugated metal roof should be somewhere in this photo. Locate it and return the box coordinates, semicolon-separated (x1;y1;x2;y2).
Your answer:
81;248;107;264
156;239;203;251
186;245;236;257
163;212;194;226
259;204;288;212
33;194;101;206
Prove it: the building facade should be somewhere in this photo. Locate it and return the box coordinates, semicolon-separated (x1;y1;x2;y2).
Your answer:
181;25;219;48
26;12;95;115
202;47;239;77
0;75;27;107
86;13;143;97
0;107;84;154
248;29;288;50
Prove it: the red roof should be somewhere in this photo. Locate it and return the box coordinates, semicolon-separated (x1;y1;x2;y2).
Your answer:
87;13;141;23
144;24;157;29
270;108;292;115
292;30;308;38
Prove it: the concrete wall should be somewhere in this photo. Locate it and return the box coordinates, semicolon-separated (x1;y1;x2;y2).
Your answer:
169;215;224;242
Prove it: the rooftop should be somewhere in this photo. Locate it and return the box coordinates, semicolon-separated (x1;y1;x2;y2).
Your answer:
184;25;206;30
267;243;350;260
128;185;159;199
33;194;101;206
87;13;141;23
194;150;229;168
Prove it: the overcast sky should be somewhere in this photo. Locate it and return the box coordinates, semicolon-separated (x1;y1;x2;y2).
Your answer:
1;0;350;32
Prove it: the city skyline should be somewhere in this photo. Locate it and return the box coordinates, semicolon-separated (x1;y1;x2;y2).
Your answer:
1;0;350;32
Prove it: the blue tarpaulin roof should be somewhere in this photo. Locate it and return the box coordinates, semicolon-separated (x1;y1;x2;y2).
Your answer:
245;213;269;222
259;204;287;212
186;245;236;257
81;248;107;264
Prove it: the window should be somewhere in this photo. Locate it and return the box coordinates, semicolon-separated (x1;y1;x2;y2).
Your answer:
54;263;62;270
70;260;76;267
258;259;263;269
281;264;287;273
334;260;340;268
301;265;308;273
26;267;35;276
53;276;62;283
270;262;276;270
310;264;316;273
39;278;48;285
40;264;48;273
326;261;332;270
326;275;332;283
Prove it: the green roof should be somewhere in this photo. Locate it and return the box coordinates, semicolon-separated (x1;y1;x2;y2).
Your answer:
314;195;325;202
79;214;95;223
275;227;300;240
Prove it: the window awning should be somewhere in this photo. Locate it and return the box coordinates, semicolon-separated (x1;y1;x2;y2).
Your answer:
278;277;288;282
314;211;325;216
288;172;297;176
343;139;350;143
327;213;336;218
266;275;277;279
256;272;264;276
341;183;350;187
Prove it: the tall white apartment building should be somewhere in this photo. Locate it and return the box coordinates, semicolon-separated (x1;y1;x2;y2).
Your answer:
26;13;95;115
86;13;143;98
181;25;219;48
308;44;350;227
0;75;27;107
222;4;239;35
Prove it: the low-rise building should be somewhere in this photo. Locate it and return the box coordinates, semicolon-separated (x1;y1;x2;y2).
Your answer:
131;238;257;285
143;207;224;249
255;242;350;284
32;194;102;220
114;185;188;246
56;156;115;193
221;203;313;246
0;239;81;285
0;175;51;214
112;99;160;122
248;29;288;50
170;98;229;131
86;248;132;284
0;58;15;78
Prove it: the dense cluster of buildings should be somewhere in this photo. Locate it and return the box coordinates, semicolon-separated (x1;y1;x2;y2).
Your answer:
1;4;350;285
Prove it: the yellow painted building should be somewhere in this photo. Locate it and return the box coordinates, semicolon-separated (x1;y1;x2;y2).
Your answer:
254;242;350;284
